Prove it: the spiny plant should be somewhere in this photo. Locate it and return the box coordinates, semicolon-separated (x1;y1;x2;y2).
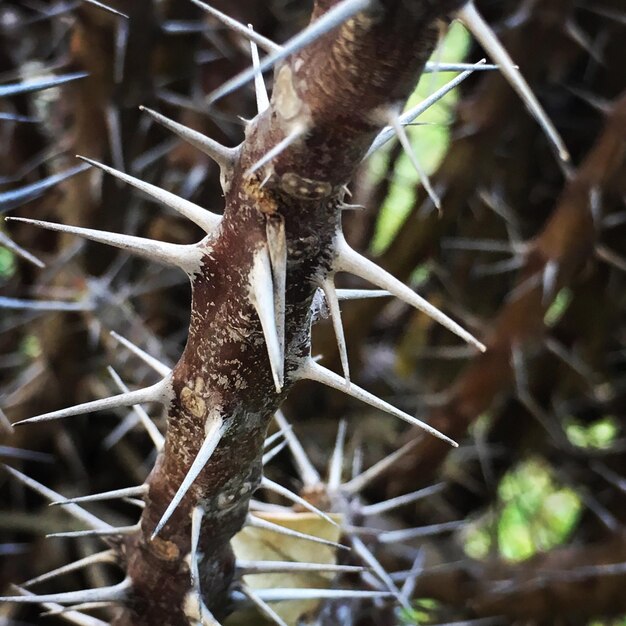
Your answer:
2;0;623;625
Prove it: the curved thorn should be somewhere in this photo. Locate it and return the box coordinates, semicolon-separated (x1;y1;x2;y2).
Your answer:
77;156;220;233
259;477;338;527
249;246;284;393
335;235;486;352
321;277;350;383
208;0;372;104
246;515;349;551
152;417;226;539
5;217;199;272
457;3;570;163
299;359;457;446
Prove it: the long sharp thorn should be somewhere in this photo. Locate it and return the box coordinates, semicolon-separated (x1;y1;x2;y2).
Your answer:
350;536;406;608
208;0;372;104
0;579;131;605
5;217;199;272
262;440;288;465
321;278;350;383
12;379;168;426
0;231;45;268
298;359;457;447
42;602;114;617
11;586;107;626
335;236;486;353
190;506;203;590
360;483;446;516
249;246;284;393
259;477;338;527
274;411;321;487
0;409;14;434
266;218;287;368
328;420;347;490
77;156;220;233
246;515;349;551
389;114;441;211
378;520;465;543
336;289;391;300
250;588;392;602
249;25;271;114
2;465;110;531
400;550;425;604
109;331;172;376
264;425;290;449
0;296;90;312
342;439;421;495
366;60;485;158
240;585;288;626
107;367;164;450
424;61;500;72
51;486;147;507
152;417;226;539
22;551;116;588
246;126;306;176
139;106;236;170
190;0;280;53
0;164;89;213
47;525;139;539
81;0;128;18
0;73;88;98
457;3;570;163
236;560;365;575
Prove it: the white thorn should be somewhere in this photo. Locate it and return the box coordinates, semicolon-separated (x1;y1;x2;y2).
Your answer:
2;465;110;531
273;411;321;487
400;550;425;604
107;367;164;451
42;602;115;618
0;296;90;312
424;61;500;73
249;246;284;393
0;579;131;605
389;114;441;210
335;235;486;353
51;485;147;507
342;438;421;495
240;585;289;626
359;483;445;516
0;409;13;434
81;0;128;19
152;417;226;539
236;560;365;575
321;277;350;383
5;217;200;273
335;289;391;300
190;0;280;53
266;218;287;371
366;60;486;158
378;520;465;543
10;586;107;626
47;525;139;539
109;331;172;376
246;125;306;176
190;506;203;590
350;535;407;608
139;106;237;171
208;0;372;103
22;551;116;588
13;379;168;426
250;588;392;602
77;156;220;233
262;440;287;465
298;359;457;447
264;425;290;449
457;3;570;163
260;477;337;527
328;420;347;491
249;25;271;114
246;515;349;551
0;231;45;268
0;73;87;98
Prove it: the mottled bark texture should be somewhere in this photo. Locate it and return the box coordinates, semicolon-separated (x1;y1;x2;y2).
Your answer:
116;1;464;623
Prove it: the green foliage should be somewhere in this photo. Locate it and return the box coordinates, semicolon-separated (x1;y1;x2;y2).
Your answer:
0;246;15;279
565;415;618;449
371;22;470;253
464;457;581;562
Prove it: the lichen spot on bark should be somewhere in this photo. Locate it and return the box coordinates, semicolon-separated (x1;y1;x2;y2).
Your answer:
150;535;181;562
274;65;303;122
280;171;333;200
242;176;279;215
181;377;207;418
